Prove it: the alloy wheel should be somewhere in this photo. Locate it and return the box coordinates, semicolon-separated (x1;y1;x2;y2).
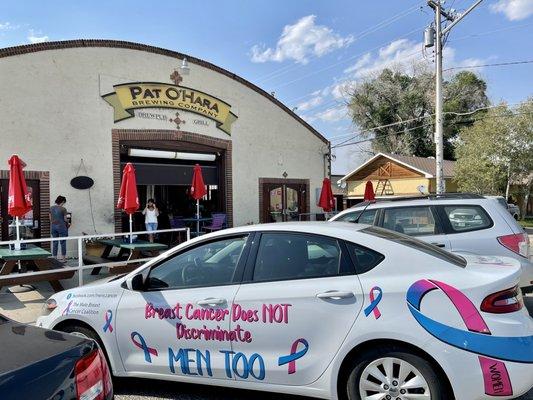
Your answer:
358;357;431;400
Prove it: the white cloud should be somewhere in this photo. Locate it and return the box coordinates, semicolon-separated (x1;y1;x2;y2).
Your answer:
0;22;19;31
28;29;49;44
297;95;323;112
344;39;423;79
490;0;533;21
316;106;349;122
251;15;353;64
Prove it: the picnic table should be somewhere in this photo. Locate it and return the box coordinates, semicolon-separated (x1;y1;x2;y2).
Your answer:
86;239;168;275
0;245;74;292
181;217;213;237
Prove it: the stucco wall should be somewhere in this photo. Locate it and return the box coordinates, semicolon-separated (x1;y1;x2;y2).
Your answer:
0;45;327;241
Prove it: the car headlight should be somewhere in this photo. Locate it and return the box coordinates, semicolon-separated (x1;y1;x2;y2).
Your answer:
41;298;57;316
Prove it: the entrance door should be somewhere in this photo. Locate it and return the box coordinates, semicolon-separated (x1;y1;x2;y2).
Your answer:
262;181;307;223
0;179;41;241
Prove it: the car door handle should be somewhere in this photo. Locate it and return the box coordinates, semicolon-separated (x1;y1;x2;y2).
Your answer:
431;242;446;248
197;298;226;306
316;291;354;300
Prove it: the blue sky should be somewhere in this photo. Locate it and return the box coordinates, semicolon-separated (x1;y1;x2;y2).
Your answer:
1;0;532;174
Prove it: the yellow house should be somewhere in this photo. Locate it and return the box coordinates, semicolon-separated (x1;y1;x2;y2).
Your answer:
339;153;456;206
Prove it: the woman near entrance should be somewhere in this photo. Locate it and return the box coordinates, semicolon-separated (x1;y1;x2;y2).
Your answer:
142;198;159;242
50;195;69;262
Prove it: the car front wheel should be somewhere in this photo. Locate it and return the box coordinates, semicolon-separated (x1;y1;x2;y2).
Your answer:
346;347;446;400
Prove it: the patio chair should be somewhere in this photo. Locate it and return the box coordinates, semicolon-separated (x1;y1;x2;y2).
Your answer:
169;216;186;245
203;213;227;233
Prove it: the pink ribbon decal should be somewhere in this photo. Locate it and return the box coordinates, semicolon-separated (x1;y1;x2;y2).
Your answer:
364;286;382;319
479;356;513;397
102;310;113;333
278;338;309;374
407;279;515;397
62;300;73;316
131;331;158;363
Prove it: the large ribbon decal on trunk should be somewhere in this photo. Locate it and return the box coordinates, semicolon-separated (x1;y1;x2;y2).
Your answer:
407;279;533;396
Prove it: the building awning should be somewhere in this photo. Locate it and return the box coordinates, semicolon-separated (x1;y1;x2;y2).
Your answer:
121;162;218;186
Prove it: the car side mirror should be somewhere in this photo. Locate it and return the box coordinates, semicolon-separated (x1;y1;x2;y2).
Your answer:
126;273;145;291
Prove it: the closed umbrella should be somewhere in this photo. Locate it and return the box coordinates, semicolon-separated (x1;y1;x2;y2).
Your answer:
318;178;335;214
364;181;376;201
8;155;32;250
190;164;207;236
117;163;140;243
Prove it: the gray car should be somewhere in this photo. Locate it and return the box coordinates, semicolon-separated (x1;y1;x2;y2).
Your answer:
330;193;532;291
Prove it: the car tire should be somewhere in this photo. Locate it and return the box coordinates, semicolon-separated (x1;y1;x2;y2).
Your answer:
60;324;113;374
345;347;447;400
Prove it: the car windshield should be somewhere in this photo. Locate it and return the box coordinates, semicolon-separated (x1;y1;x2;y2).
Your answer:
361;226;467;268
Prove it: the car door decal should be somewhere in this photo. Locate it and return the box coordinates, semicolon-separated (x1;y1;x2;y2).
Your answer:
363;286;383;319
103;310;114;333
278;338;309;374
131;331;159;363
407;279;533;396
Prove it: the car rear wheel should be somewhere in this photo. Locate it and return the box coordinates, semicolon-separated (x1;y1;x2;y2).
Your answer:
346;348;445;400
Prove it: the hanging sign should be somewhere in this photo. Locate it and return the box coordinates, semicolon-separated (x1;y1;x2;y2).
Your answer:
102;82;237;135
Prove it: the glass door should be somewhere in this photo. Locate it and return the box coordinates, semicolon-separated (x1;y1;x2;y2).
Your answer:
262;182;307;223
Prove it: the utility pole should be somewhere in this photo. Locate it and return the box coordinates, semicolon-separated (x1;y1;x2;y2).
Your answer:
426;0;483;194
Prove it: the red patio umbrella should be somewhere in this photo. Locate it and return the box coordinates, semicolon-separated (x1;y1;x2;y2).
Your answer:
190;164;207;235
117;163;139;243
8;155;32;249
364;180;376;201
318;178;335;213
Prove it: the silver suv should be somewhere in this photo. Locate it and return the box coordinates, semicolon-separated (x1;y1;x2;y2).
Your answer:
330;194;532;290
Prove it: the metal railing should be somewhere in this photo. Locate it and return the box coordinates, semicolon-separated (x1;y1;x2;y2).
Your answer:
0;227;190;287
298;212;338;221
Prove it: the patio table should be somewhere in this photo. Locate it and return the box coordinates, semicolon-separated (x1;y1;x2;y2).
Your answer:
89;239;168;275
0;245;74;292
181;217;213;237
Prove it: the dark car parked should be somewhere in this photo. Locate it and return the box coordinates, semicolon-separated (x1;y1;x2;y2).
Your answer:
0;314;112;400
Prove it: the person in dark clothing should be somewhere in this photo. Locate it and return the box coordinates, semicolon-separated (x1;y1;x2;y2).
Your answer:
50;195;69;262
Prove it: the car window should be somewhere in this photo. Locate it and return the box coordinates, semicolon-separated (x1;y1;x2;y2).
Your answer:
382;206;437;236
335;209;377;225
443;205;492;232
147;236;247;290
346;242;384;273
361;226;466;267
253;233;353;282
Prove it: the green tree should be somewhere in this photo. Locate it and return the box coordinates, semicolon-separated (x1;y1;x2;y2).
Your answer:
454;100;533;197
347;68;489;159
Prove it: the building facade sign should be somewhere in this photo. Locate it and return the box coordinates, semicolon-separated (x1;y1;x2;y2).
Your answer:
103;82;237;135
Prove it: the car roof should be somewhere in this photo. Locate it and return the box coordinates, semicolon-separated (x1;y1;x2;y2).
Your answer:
338;196;497;212
193;221;369;241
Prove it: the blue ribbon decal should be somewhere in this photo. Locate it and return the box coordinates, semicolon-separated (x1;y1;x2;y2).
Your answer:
364;286;383;319
278;338;309;374
131;331;158;363
102;310;113;333
406;279;533;364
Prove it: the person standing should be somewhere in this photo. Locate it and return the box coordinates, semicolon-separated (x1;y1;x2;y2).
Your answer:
142;198;159;242
50;195;69;262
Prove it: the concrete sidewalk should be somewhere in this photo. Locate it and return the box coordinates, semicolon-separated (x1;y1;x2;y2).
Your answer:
0;261;107;324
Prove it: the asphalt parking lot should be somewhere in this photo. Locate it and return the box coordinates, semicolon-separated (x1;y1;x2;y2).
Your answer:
114;296;533;400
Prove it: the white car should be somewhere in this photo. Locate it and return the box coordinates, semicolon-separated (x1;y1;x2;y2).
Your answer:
330;195;532;291
37;222;533;400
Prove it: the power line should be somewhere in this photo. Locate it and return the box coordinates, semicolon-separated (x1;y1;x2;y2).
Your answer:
329;101;532;146
448;22;533;42
270;26;424;90
254;3;424;84
444;60;533;71
332;110;533;150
